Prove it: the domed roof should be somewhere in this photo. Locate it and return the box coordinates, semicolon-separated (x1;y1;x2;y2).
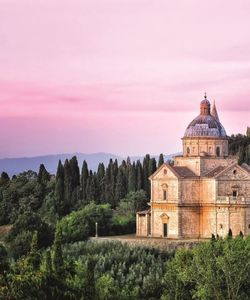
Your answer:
200;99;210;105
184;95;227;138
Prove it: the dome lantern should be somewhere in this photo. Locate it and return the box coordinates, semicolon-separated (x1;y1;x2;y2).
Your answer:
200;92;211;115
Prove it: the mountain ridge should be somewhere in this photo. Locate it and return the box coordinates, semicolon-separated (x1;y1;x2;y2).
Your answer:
0;152;180;176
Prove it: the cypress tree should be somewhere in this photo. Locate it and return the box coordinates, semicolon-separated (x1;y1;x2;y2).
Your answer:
0;244;9;273
158;153;164;168
54;160;65;217
238;146;245;165
86;171;98;203
126;156;131;166
149;158;157;176
136;160;143;190
45;249;53;275
37;164;50;185
247;126;250;138
112;159;118;195
81;160;89;203
121;159;128;192
69;156;80;208
128;162;137;192
37;164;50;207
148;158;157;198
63;159;72;215
97;163;106;203
142;154;151;198
227;228;233;239
105;159;115;205
70;156;80;189
245;146;250;165
115;167;127;207
52;224;64;276
27;231;40;270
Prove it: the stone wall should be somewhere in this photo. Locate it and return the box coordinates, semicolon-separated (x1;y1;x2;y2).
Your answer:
180;207;200;237
137;215;147;236
90;236;206;251
182;138;228;157
181;179;200;203
151;166;179;202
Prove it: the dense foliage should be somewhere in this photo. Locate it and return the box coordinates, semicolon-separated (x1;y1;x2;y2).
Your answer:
1;233;250;299
229;128;250;164
0;154;160;258
0;229;172;300
162;234;250;300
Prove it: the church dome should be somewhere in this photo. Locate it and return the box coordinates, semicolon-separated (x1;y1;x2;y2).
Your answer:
184;94;227;138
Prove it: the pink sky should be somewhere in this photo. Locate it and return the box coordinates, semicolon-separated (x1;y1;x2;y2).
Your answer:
0;0;250;157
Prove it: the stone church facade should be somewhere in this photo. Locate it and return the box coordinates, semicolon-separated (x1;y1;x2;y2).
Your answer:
137;95;250;238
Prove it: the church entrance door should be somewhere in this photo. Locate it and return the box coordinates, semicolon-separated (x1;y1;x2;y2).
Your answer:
163;223;168;237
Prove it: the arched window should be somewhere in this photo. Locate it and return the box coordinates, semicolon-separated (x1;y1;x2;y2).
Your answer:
162;184;168;200
216;147;220;157
187;147;190;155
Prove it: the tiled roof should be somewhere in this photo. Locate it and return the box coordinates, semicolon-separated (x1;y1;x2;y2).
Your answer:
184;114;227;137
204;166;226;178
171;166;198;178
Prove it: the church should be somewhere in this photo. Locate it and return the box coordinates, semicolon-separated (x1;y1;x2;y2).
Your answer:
136;95;250;238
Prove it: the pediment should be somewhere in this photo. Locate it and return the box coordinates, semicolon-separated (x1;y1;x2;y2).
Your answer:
149;163;180;180
160;213;169;222
215;163;250;180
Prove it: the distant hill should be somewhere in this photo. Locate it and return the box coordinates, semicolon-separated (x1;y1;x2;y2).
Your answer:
0;152;180;176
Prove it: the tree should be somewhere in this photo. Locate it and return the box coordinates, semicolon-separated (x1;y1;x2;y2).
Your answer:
97;163;106;204
245;146;250;165
149;158;157;176
0;243;9;273
158;153;164;168
37;164;50;186
0;172;10;186
105;159;115;206
238;146;245;165
84;258;96;300
63;159;72;215
142;154;150;198
27;231;40;270
128;162;137;192
52;224;64;276
227;228;233;239
81;160;89;203
96;274;117;300
54;160;65;217
247;127;250;138
136;160;143;191
70;156;80;189
86;171;98;204
5;210;53;259
115;167;127;207
64;157;80;211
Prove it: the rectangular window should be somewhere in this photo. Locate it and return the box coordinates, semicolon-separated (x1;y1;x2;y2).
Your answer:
163;223;168;237
163;190;167;200
233;190;237;197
